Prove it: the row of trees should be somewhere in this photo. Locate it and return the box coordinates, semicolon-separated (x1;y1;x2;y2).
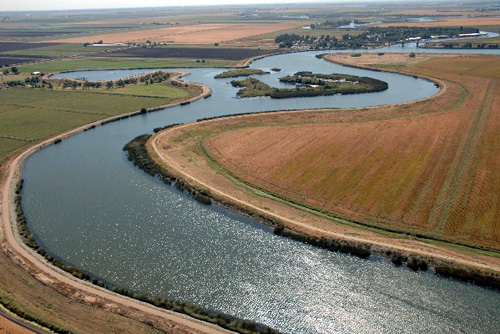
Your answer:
350;26;479;43
275;26;480;49
58;71;172;90
3;76;52;88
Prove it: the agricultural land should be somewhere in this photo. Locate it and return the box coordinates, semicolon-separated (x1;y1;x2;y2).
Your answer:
151;53;500;274
2;0;500;332
0;73;202;167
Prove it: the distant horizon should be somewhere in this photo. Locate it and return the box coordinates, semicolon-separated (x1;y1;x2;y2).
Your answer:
0;0;455;13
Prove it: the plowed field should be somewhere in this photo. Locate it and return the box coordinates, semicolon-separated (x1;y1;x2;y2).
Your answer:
200;54;500;251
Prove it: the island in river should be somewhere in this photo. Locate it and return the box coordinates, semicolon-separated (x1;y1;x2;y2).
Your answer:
230;72;388;98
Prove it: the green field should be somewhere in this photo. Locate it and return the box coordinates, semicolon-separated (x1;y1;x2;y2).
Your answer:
107;83;190;98
0;25;164;43
17;57;237;73
0;83;192;161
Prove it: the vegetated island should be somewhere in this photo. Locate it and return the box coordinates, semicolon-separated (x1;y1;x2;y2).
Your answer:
214;68;270;79
230;72;388;98
142;53;500;290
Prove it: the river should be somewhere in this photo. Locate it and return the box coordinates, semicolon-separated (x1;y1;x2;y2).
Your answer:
25;47;500;333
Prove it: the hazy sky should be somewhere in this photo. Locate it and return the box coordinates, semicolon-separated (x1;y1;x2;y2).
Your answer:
3;0;364;12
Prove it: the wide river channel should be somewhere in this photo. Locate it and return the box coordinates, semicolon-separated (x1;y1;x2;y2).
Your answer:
24;46;500;333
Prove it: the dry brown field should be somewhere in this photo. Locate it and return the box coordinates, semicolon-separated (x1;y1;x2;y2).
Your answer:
191;53;500;251
0;314;32;334
377;17;500;27
49;23;302;44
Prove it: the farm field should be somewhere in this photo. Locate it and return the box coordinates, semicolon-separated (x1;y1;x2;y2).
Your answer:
49;23;304;44
16;57;237;73
0;24;170;42
0;55;51;67
0;82;200;163
158;53;500;253
1;43;123;57
0;42;130;68
106;83;190;98
2;2;500;333
91;46;279;60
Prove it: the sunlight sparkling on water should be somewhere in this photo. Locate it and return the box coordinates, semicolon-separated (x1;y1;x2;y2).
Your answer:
25;49;500;333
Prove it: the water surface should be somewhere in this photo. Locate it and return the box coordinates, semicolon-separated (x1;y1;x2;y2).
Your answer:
25;49;500;334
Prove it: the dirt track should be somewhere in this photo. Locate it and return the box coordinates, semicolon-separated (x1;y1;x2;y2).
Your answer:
0;77;231;333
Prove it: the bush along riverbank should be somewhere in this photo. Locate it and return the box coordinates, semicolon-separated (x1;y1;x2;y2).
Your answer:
133;128;500;291
230;72;387;99
14;169;280;334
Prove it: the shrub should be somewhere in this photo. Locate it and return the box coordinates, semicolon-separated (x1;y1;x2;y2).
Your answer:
434;266;500;290
390;253;403;266
409;52;416;58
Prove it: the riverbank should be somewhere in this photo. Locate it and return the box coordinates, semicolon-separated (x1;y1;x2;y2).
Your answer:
0;73;237;333
146;54;500;288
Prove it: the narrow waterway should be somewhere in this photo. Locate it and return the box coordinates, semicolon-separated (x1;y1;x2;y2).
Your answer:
25;48;500;333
